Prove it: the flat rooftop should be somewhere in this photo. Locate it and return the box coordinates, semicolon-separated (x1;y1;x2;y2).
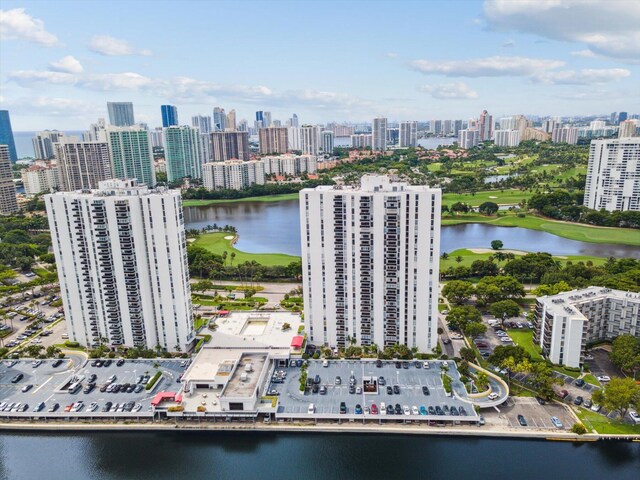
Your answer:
223;352;267;398
539;286;640;317
211;311;303;350
183;348;240;383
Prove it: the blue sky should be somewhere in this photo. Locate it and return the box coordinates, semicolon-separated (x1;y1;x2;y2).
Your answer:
1;0;639;130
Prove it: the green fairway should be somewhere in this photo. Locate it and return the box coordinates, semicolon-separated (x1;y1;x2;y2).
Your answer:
507;329;543;361
442;212;640;246
183;193;299;207
191;232;300;266
442;189;533;207
441;248;607;269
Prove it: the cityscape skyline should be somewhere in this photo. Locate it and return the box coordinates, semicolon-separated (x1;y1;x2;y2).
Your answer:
1;1;639;130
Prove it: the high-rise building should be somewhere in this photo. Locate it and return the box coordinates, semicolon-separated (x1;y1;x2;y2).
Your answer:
163;126;204;182
161;105;179;127
618;120;638;138
351;134;373;148
287;126;301;150
32;130;65;159
499;117;517;130
320;130;335;155
542;119;557;134
262;154;317;177
21;163;59;195
479;110;493;141
55;139;112;191
106;127;156;186
263;112;272;128
453;120;463;135
258;127;289;154
399;121;418;148
226;109;237;131
150;128;164;148
202;160;265;190
107;102;135;126
442;120;453;136
610;112;618;125
255;111;264;129
300;125;321;156
191;115;212;134
213;107;226;132
87;118;107;142
210;131;250;162
237;119;249;132
458;129;479;149
0;145;18;214
618;112;628;123
552;126;579;144
290;114;299;127
300;175;441;351
0;110;18;162
45;179;195;351
387;128;399;145
372;117;387;150
494;129;521;147
584;137;640;211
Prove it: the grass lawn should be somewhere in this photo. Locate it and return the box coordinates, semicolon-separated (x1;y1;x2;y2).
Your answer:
507;329;544;361
575;408;640;435
183;193;299;207
191;232;300;267
442;212;640;246
581;373;601;387
442;189;533;208
554;366;581;378
441;248;607;269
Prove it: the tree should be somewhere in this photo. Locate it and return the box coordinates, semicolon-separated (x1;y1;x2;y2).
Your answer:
488;345;530;367
476;275;525;303
192;280;214;294
470;259;499;277
475;371;489;390
491;239;504;251
446;305;482;331
591;377;640;418
532;281;572;297
455;255;463;264
479;202;499;216
610;335;640;378
441;252;449;260
463;321;487;338
460;346;476;362
489;300;521;320
451;202;470;214
442;280;475;305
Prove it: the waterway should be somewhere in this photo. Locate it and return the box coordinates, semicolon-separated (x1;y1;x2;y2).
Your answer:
0;431;638;480
184;200;639;258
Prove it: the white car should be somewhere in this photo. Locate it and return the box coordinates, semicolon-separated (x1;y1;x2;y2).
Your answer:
380;401;386;412
133;403;142;412
591;403;602;412
403;405;411;415
322;360;329;367
628;410;640;425
88;402;99;412
308;403;315;414
423;361;430;369
488;392;500;400
500;337;512;342
411;405;419;415
71;401;84;412
550;416;563;429
596;376;611;382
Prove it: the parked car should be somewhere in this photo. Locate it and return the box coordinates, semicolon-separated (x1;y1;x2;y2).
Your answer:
412;405;419;415
557;389;569;400
422;386;430;395
629;410;640;425
551;416;563;429
355;404;363;414
590;404;602;412
517;414;528;426
583;399;592;409
575;378;585;387
339;402;347;414
574;396;584;406
378;376;385;386
393;385;400;394
386;386;393;395
21;384;33;393
371;404;378;415
597;376;611;382
335;376;341;385
308;403;315;414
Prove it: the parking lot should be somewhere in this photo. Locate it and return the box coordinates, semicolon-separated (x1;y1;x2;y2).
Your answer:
0;358;188;417
483;396;574;431
271;359;479;421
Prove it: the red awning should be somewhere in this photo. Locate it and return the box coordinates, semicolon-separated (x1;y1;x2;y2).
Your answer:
151;391;179;406
291;335;304;348
218;310;230;315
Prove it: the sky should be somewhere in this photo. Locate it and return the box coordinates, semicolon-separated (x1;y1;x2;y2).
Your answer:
1;0;639;130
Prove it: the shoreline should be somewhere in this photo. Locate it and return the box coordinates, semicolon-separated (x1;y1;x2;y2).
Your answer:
0;420;637;442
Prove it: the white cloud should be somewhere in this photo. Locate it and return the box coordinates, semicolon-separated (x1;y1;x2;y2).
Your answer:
49;55;83;74
533;68;631;85
1;96;99;117
484;0;640;60
79;72;154;91
89;35;152;56
419;82;479;99
386;52;398;58
8;70;77;85
410;56;564;77
570;49;596;58
0;8;60;46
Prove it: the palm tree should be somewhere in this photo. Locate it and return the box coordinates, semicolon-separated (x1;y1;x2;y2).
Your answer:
230;252;236;266
222;251;228;266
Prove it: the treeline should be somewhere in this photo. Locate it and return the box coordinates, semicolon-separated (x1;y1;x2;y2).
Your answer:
182;178;334;201
0;215;51;274
528;191;640;229
188;245;302;281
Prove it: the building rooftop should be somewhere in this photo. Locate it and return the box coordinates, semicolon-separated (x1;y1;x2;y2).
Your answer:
539;286;640;317
223;352;268;398
210;311;303;350
307;174;439;193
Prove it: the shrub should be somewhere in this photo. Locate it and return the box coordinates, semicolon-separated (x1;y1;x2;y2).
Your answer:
571;423;587;435
167;406;184;412
145;371;162;390
64;341;80;348
312;351;320;359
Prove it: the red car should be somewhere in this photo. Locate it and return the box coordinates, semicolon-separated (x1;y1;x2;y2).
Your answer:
371;404;378;415
64;403;74;412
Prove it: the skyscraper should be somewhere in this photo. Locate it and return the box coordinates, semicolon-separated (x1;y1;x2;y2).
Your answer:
55;139;113;191
32;130;65;159
191;115;212;134
399;121;418;147
106;127;156;186
226;109;237;131
258;127;289;154
618;112;628;123
619;120;638;138
213;107;226;132
210;131;250;162
479;110;493;141
45;179;195;350
290;114;299;127
0;145;18;214
320;130;335;155
287;126;301;150
300;125;321;156
372;117;387;150
107;102;135;126
458;129;479;149
300;175;441;351
161;105;179;127
163;126;204;182
263;112;272;128
552;126;579;144
494;129;520;147
255;111;264;130
0;110;18;162
584;137;640;212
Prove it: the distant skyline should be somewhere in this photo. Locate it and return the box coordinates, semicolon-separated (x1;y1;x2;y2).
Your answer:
1;0;639;130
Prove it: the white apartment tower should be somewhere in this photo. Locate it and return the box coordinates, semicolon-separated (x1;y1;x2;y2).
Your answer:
202;160;265;190
584;137;640;211
399;121;418;148
300;175;441;352
494;129;521;147
552;126;579;145
45;179;195;351
372;117;387;150
54;139;113;191
458;129;479;149
300;125;321;156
